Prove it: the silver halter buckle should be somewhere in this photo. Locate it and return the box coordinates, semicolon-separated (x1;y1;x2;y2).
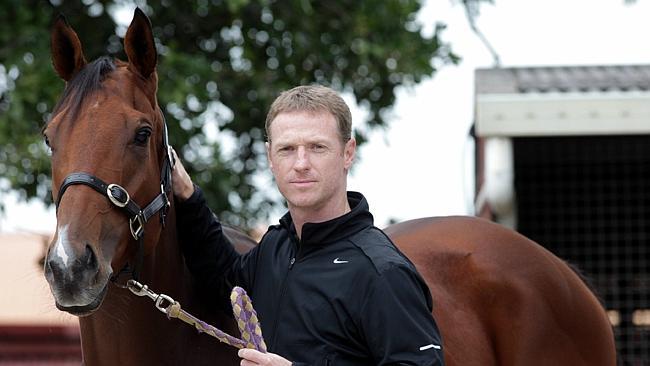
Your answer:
107;183;130;208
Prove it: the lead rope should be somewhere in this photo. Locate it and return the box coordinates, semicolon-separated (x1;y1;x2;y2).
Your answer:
126;279;267;352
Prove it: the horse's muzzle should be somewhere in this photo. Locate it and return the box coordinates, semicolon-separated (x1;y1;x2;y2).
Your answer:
45;242;109;315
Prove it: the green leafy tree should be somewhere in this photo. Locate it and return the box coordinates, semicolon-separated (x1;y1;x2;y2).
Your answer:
0;0;485;227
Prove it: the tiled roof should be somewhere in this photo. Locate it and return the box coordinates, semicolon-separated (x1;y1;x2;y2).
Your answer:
476;65;650;94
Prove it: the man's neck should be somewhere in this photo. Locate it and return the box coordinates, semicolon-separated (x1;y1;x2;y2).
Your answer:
290;194;351;240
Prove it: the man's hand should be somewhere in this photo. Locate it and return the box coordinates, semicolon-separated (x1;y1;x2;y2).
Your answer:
170;148;195;202
238;349;292;366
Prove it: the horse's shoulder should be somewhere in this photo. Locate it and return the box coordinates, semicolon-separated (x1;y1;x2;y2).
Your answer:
386;216;582;304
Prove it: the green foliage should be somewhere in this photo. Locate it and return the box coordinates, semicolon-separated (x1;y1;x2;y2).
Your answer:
1;0;472;227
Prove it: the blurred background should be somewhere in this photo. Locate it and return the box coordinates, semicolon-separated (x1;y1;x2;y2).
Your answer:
1;0;649;364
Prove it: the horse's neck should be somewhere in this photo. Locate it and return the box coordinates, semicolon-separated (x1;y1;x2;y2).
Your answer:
78;210;196;363
138;211;188;296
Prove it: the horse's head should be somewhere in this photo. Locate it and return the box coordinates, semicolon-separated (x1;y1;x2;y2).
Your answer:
44;9;171;316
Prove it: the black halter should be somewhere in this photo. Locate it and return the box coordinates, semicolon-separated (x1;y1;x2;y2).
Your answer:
54;114;175;282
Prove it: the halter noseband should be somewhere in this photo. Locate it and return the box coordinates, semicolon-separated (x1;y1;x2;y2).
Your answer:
54;115;175;282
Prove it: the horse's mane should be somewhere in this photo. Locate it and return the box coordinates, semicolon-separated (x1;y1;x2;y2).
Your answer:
50;56;116;123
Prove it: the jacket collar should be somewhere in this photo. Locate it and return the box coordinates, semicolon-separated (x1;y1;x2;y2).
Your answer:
279;191;374;246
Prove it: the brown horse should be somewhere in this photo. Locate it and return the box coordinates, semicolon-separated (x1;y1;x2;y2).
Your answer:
44;9;616;366
44;9;251;365
385;217;617;365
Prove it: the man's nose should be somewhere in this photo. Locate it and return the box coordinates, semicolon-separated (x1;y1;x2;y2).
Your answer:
293;146;310;170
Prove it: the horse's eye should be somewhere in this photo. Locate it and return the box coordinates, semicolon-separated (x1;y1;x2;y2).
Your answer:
43;134;50;147
134;127;152;145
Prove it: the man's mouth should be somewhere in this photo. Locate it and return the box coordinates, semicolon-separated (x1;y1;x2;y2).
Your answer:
290;180;316;187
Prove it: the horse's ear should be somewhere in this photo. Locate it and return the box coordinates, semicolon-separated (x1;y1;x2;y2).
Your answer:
51;14;87;82
124;8;157;79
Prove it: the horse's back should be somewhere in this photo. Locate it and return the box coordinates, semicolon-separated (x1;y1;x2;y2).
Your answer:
222;224;258;254
385;216;616;366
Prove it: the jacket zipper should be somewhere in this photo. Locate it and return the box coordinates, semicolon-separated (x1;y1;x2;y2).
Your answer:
289;232;302;269
269;234;301;349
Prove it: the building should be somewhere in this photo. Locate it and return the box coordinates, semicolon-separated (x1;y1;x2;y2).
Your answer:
0;232;81;364
474;64;650;364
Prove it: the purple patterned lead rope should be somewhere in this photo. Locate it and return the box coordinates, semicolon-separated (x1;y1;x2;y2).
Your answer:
230;286;267;352
166;286;266;352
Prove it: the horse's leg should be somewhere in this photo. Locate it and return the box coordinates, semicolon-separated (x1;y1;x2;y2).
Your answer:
484;264;616;366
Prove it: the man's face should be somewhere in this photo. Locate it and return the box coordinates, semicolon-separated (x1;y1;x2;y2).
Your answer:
267;110;355;215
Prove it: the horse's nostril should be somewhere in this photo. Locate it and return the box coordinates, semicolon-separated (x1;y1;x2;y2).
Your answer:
47;256;63;278
84;244;98;269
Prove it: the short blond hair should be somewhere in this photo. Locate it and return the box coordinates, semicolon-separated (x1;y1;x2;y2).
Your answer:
265;85;352;143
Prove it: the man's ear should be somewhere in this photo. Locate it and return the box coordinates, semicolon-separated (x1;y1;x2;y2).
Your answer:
266;142;274;171
343;138;356;170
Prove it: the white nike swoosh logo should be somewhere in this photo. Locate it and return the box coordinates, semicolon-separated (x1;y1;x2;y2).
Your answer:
419;344;442;351
333;258;349;264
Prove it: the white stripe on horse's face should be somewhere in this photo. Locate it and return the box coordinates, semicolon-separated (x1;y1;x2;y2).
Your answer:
54;224;71;268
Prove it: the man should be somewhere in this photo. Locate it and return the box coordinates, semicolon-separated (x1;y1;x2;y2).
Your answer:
173;85;444;365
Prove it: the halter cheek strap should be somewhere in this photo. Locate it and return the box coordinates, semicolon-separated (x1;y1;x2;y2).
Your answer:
56;173;170;239
54;117;174;282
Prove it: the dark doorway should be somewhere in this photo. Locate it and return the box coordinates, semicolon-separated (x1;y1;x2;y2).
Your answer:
514;135;650;365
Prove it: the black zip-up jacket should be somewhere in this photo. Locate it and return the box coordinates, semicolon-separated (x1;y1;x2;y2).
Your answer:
177;188;445;365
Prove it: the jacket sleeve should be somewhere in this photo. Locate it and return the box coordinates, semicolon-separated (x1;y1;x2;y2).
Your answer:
176;185;258;309
360;264;445;365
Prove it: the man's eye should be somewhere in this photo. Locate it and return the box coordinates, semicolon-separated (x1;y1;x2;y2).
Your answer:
134;127;152;145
